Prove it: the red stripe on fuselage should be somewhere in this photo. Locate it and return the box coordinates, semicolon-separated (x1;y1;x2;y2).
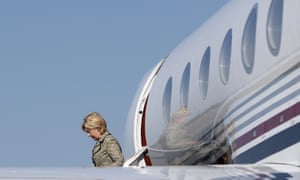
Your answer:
233;102;300;151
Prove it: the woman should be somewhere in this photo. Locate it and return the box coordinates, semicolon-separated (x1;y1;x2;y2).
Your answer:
82;112;124;167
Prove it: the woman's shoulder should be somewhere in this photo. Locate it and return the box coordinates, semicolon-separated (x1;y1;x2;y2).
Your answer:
104;132;118;142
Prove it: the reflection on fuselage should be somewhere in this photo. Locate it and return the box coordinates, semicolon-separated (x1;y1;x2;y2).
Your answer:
148;104;232;165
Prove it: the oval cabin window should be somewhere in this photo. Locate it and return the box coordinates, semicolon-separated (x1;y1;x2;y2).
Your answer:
199;47;210;99
180;62;190;107
163;77;172;122
267;0;283;56
241;4;258;74
219;29;232;84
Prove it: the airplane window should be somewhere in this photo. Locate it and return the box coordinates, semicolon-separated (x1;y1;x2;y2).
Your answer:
163;77;172;122
241;3;258;74
180;62;190;107
267;0;283;56
199;47;210;99
219;29;232;85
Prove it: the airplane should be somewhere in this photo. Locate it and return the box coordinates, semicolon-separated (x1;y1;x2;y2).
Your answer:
123;0;300;176
0;0;299;179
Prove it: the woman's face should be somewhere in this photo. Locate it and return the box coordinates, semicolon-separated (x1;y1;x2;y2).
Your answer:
87;128;101;141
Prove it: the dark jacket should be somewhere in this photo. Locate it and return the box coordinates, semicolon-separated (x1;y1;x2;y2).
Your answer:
92;131;124;167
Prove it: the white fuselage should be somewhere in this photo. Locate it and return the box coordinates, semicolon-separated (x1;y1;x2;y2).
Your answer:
125;0;300;166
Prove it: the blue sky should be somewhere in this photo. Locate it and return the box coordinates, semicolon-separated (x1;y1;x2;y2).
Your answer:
0;0;228;166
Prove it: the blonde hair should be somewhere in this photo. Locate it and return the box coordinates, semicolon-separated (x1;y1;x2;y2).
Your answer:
82;112;107;134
